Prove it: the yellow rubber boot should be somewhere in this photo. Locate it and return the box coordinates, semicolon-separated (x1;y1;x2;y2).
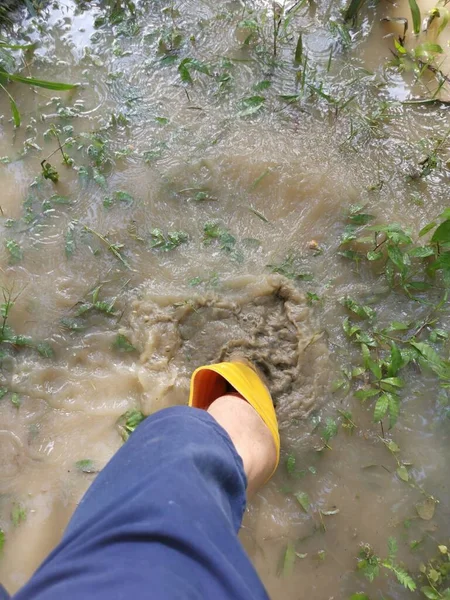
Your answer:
189;362;280;478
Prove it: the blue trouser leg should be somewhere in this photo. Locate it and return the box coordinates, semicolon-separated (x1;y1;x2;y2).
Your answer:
9;406;269;600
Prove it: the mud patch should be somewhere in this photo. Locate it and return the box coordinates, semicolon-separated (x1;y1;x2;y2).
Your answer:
128;275;329;424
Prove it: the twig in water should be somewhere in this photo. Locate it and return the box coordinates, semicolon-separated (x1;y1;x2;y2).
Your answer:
83;225;134;271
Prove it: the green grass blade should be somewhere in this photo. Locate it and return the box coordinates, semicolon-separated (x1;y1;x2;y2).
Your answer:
0;83;20;127
9;95;20;127
408;0;421;34
0;71;76;90
0;41;35;50
294;34;303;65
438;8;449;35
344;0;365;22
413;43;443;58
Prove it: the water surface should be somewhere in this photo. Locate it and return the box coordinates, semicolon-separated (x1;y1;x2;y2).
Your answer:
0;0;449;597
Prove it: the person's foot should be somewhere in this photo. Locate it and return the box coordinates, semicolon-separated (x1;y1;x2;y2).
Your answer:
189;358;279;496
207;393;278;496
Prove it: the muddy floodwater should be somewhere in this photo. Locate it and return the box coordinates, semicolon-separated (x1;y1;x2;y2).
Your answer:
0;0;450;598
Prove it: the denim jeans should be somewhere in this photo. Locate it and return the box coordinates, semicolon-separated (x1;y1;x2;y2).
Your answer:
5;407;269;600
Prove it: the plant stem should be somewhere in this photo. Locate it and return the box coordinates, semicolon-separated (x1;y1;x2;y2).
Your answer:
83;225;134;271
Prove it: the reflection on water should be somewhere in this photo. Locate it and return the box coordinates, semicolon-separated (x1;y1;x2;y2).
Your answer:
0;0;449;597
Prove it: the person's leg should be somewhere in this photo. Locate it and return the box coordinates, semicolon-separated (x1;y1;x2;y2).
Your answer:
207;394;277;497
12;394;276;600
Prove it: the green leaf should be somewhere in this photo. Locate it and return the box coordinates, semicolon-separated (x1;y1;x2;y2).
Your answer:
238;95;265;117
0;40;35;50
0;71;76;90
394;37;407;54
93;300;116;315
406;281;431;292
112;333;136;353
388;394;400;428
114;190;134;205
366;223;412;244
344;0;364;22
92;168;106;189
342;316;359;337
380;377;404;388
374;394;388;422
75;459;97;473
382;563;416;591
367;358;382;380
332;378;349;393
388;342;402;376
387;244;406;275
340;225;357;244
419;221;437;237
414;42;443;56
386;321;410;331
150;229;188;252
348;213;375;225
294;34;302;65
10;335;33;347
358;554;380;582
307;83;336;104
355;331;377;347
430;328;449;342
416;497;436;520
306;292;320;305
11;504;26;526
361;343;370;367
354;388;380;401
410;342;450;380
408;0;421;34
178;64;192;84
397;465;409;482
429;252;450;278
367;250;383;261
431;219;450;244
438;7;450;35
279;94;300;104
339;249;363;262
124;410;145;430
253;80;271;92
11;393;20;408
0;529;4;552
119;409;146;441
349;595;370;600
35;342;54;358
42;161;59;182
386;439;400;453
295;491;310;512
282;541;296;577
8;93;20;127
50;194;71;205
286;455;296;474
388;536;398;560
322;417;338;443
178;58;210;85
340;297;376;320
421;586;440;599
0;81;21;127
408;246;435;258
5;239;22;263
